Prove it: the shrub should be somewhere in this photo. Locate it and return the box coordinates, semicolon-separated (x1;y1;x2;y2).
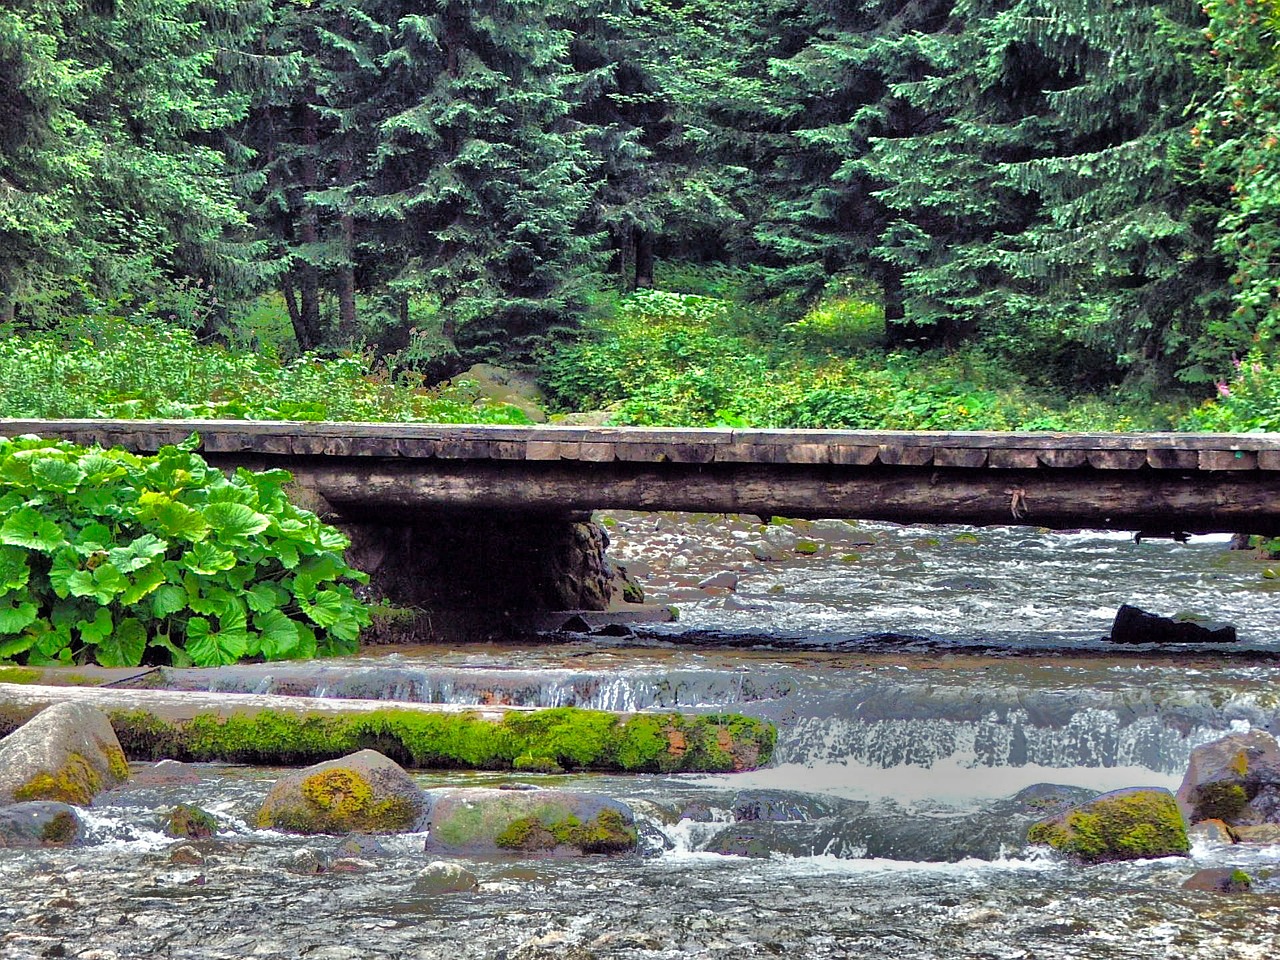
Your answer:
1181;353;1280;432
0;435;370;668
0;315;530;424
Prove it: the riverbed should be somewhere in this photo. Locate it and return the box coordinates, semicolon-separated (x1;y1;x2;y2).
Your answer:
2;517;1279;958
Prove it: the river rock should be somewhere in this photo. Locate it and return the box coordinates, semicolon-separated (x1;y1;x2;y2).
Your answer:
0;802;83;847
698;571;739;592
411;861;479;895
1176;730;1280;827
1187;818;1236;844
1182;868;1252;893
0;702;129;806
424;788;637;856
1027;787;1189;862
163;804;218;839
255;749;427;834
1108;604;1237;644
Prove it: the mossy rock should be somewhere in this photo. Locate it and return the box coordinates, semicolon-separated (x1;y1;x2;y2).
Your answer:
0;802;83;847
424;788;637;857
164;804;218;839
1176;730;1280;826
256;749;427;835
0;702;129;806
108;705;774;775
1182;868;1252;894
1027;787;1189;863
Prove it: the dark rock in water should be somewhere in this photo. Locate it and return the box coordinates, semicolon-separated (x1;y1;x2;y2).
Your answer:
1176;730;1280;827
731;790;866;823
594;623;635;638
285;848;327;875
256;749;427;835
411;861;479;895
0;802;83;847
334;834;389;859
163;804;218;839
1027;787;1189;863
1182;868;1252;893
169;843;205;866
559;614;592;634
1108;604;1237;644
0;702;129;806
424;788;637;856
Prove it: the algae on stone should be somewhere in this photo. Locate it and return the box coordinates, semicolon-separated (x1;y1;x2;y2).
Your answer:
108;704;775;774
1027;787;1189;863
0;702;129;806
256;749;426;835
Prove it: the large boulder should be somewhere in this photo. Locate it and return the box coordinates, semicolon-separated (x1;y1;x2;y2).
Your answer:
1176;730;1280;827
0;802;83;847
1027;787;1189;863
1108;604;1237;644
424;788;637;856
255;749;427;834
0;702;129;806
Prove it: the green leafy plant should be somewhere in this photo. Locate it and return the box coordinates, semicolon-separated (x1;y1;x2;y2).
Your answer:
0;315;532;424
0;434;370;668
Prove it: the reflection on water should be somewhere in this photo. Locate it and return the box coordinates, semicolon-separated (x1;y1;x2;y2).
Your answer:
4;517;1280;957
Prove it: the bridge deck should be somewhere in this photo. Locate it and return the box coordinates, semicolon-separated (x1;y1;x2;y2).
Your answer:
4;420;1280;472
6;421;1280;532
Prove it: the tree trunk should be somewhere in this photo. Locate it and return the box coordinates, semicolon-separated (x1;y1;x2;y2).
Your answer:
618;228;637;292
299;102;321;344
634;228;655;290
282;278;311;350
337;154;357;342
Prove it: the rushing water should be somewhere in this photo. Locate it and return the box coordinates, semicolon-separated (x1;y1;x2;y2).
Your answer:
4;517;1280;958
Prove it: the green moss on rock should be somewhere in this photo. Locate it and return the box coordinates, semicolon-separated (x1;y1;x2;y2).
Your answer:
494;809;636;855
13;753;103;806
164;804;218;839
1027;788;1189;863
108;705;775;773
39;810;79;845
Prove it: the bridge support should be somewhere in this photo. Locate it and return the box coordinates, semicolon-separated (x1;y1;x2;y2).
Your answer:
288;486;641;639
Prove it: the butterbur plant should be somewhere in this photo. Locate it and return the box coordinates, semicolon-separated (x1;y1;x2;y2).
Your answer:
0;435;370;667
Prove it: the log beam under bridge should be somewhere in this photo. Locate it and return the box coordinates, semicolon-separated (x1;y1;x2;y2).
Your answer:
5;420;1280;534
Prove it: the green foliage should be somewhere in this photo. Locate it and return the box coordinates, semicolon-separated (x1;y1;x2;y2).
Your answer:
542;285;1178;430
1181;353;1280;431
0;435;370;668
0;314;531;423
1191;0;1280;361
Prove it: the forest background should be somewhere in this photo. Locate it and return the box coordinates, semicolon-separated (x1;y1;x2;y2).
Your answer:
4;0;1280;432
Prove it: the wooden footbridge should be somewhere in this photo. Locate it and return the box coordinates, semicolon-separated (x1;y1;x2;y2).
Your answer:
7;420;1280;534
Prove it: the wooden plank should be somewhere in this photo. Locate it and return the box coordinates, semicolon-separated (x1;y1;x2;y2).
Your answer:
489;441;528;460
527;441;570;461
1259;450;1280;471
578;442;617;463
1199;449;1259;471
715;443;765;463
828;445;880;466
877;445;934;467
934;447;988;468
1087;450;1148;470
616;443;716;464
1037;449;1089;468
1146;448;1199;470
779;443;832;465
434;439;493;459
988;449;1041;469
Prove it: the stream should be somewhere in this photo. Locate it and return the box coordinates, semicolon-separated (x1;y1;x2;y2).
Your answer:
3;515;1280;958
